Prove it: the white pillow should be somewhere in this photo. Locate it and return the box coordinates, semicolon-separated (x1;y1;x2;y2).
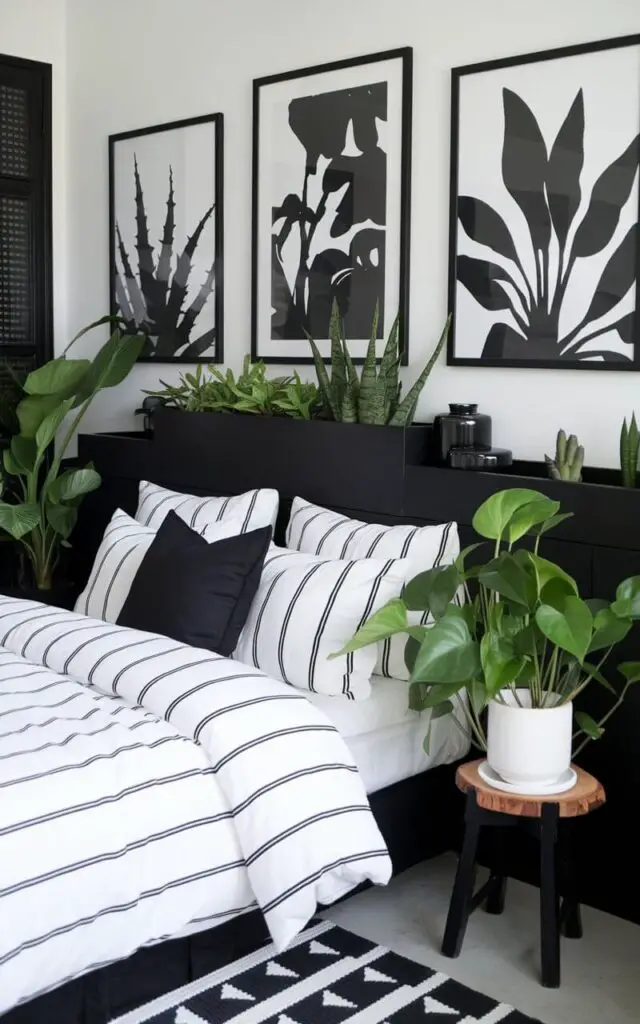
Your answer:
234;545;411;700
286;497;460;680
135;480;279;533
74;509;247;623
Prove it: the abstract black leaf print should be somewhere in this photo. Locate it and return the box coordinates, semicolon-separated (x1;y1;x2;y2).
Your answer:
457;84;639;365
546;90;584;248
457;255;519;312
272;81;388;342
501;89;551;254
572;135;640;258
458;196;519;265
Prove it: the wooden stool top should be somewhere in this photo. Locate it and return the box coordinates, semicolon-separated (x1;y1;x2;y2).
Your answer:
456;760;605;819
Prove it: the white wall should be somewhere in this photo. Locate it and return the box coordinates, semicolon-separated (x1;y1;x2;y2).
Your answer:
64;0;640;466
1;0;68;347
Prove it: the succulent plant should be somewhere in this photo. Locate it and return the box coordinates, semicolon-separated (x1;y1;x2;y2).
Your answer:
620;414;639;488
545;429;584;482
307;300;451;427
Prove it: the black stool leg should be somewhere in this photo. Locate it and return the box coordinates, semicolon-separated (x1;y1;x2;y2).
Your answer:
484;825;508;915
539;803;560;988
442;790;481;958
558;821;583;939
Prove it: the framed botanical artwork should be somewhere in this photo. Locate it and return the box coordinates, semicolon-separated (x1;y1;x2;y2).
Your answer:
109;113;224;363
448;35;640;370
252;48;412;364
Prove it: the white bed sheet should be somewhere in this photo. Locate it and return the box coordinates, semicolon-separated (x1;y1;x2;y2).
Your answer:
306;676;471;794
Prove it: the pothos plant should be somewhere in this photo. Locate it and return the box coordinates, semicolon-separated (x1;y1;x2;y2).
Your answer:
337;488;640;755
0;316;146;590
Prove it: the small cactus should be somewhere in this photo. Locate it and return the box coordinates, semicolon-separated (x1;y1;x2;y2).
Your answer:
620;414;639;488
545;429;584;482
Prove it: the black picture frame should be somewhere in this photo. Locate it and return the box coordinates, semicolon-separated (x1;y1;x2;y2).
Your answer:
109;113;224;364
447;34;640;371
251;48;413;365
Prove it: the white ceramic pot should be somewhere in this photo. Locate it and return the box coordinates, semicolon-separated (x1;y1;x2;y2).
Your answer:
487;689;572;789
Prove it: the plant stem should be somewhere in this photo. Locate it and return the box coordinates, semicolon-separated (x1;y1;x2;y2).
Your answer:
573;681;631;759
456;692;487;751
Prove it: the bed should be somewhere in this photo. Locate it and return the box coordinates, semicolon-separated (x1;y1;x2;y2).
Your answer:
0;596;467;1023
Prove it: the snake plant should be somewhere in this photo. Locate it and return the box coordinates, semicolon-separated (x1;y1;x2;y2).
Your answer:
307;301;451;426
620;414;639;488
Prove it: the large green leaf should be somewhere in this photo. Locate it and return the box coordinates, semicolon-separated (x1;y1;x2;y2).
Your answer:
411;681;464;709
618;661;640;684
529;512;574;538
24;358;91;397
575;710;604;741
478;552;537;609
410;615;480;685
0;501;41;540
468;677;488;716
402;563;460;618
35;398;75;452
45;503;78;539
535;597;593;663
472;488;547;541
480;633;525;698
2;449;22;478
588;607;632;653
16;394;61;438
611;577;640;620
422;699;454;753
74;330;146;404
10;435;37;473
524;551;578;596
506;497;560;544
46;467;102;504
332;598;408;656
404;631;424;676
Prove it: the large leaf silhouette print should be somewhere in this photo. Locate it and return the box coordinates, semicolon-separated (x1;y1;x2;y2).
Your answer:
501;89;551;255
546;90;584;249
457;86;639;365
572;135;640;258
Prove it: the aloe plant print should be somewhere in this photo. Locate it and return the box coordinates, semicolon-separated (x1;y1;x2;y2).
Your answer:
110;114;223;363
453;70;640;367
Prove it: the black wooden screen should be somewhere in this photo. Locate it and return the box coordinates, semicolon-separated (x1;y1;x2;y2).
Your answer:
0;53;52;439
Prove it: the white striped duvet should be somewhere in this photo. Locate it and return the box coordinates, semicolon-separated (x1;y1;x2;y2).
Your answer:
0;596;391;1015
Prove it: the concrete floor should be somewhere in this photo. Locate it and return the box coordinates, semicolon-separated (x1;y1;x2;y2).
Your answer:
323;853;640;1024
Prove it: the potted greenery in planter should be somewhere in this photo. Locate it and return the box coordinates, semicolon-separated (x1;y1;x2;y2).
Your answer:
146;309;450;514
338;487;640;793
0;316;145;601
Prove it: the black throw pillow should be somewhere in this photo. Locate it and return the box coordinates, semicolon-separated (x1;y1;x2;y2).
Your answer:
117;511;271;656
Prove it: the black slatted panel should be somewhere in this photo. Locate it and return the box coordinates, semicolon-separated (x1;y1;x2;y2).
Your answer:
0;53;51;439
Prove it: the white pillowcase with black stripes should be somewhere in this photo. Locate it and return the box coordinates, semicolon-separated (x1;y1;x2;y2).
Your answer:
234;545;412;700
286;497;460;680
74;508;247;623
136;480;279;533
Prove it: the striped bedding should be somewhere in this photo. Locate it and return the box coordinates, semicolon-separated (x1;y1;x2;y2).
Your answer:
0;596;391;1015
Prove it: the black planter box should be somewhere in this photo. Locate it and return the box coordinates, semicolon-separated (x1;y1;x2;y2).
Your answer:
150;408;430;516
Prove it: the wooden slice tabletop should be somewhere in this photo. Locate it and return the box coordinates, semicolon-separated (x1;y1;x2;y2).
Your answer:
456;760;605;819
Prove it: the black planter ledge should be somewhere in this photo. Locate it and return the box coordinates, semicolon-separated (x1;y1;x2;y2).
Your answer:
143;407;431;517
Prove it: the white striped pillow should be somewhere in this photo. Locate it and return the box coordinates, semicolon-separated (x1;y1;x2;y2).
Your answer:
136;480;279;533
286;497;460;680
75;509;248;623
234;545;411;700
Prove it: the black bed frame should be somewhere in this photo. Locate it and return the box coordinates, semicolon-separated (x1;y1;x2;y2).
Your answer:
7;420;640;1022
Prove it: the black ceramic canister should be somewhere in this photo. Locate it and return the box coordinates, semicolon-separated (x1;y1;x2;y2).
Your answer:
433;404;492;465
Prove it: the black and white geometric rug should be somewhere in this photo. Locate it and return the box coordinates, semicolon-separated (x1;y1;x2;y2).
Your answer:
111;921;541;1023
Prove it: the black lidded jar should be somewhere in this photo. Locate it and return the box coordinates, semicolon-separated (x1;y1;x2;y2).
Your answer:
433;404;492;465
